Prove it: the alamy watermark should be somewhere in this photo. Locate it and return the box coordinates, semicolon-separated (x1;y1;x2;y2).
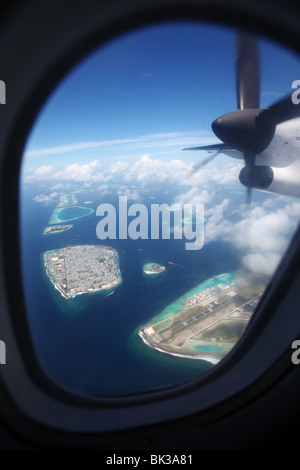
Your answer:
95;196;204;250
291;340;300;365
0;80;5;104
291;80;300;105
0;340;6;365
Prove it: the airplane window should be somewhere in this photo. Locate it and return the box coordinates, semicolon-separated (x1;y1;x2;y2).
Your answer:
19;22;300;397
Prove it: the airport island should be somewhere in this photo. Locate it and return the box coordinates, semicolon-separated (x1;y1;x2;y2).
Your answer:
43;245;122;299
43;224;73;235
138;272;266;364
143;263;166;276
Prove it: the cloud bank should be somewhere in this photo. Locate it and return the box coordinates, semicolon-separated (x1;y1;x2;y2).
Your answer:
25;153;300;278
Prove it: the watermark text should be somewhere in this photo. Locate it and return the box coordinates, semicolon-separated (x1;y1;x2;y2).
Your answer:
0;340;6;364
0;80;5;104
96;196;204;250
291;80;300;105
291;339;300;365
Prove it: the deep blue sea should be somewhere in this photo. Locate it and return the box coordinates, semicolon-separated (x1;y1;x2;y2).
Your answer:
20;183;244;397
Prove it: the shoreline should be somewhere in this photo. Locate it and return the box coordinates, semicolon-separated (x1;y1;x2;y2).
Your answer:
43;224;73;235
143;262;166;277
138;330;220;365
49;205;94;224
49;275;121;300
137;272;237;364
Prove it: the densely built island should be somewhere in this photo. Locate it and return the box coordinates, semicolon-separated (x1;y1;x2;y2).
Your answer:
43;245;122;299
138;272;266;364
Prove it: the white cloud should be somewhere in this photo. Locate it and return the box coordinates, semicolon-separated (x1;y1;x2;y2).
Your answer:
232;204;300;253
34;165;56;181
55;159;104;182
116;187;142;202
97;184;110;195
49;183;69;191
121;154;191;184
212;162;243;185
23;131;213;159
183;161;242;187
172;178;300;277
202;198;300;276
33;193;59;204
22;153;244;190
174;187;215;207
22;149;300;279
24;159;108;184
203;200;232;243
241;252;282;276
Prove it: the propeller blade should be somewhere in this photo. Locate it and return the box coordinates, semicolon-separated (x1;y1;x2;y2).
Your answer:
243;151;255;212
191;145;227;173
246;185;252;207
244;185;253;253
257;94;300;128
192;153;219;173
182;143;228;152
236;34;260;110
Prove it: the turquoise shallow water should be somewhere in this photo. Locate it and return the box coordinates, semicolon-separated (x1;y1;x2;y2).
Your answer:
148;272;235;323
184;272;235;298
20;185;242;396
194;345;222;353
54;205;94;223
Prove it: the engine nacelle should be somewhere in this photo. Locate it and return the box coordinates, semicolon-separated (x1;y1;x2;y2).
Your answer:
239;165;274;189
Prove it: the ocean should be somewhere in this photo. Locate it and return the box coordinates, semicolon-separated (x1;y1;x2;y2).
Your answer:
20;183;242;397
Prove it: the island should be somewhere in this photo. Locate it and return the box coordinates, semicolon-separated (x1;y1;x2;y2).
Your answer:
58;193;78;207
49;193;94;224
43;245;122;299
43;224;73;235
143;263;166;276
138;272;266;364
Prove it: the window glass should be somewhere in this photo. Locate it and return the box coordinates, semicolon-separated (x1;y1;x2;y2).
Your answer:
20;22;300;396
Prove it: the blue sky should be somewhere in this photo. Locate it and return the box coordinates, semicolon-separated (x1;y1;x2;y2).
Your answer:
22;21;300;170
20;20;300;278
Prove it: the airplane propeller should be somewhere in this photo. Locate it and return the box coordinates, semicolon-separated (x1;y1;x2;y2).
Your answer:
184;143;227;173
183;32;300;203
